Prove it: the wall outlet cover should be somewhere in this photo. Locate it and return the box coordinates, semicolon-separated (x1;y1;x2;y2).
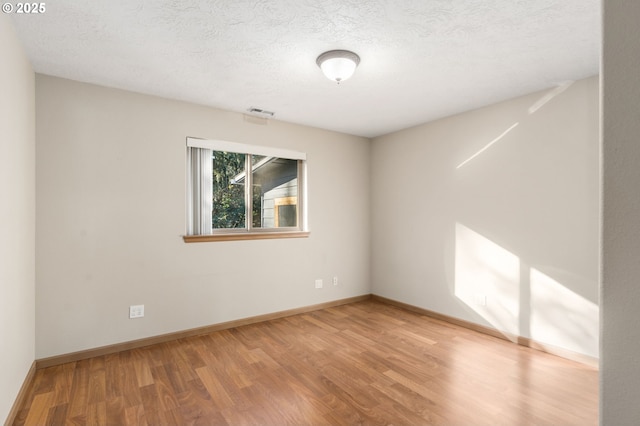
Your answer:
129;304;144;318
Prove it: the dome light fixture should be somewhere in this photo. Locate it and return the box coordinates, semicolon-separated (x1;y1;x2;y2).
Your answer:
316;50;360;84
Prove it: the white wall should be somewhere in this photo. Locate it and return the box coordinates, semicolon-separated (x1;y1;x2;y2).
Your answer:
601;1;640;424
0;14;35;423
371;77;599;358
35;75;370;359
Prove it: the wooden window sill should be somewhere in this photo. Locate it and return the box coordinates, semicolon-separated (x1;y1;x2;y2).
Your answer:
183;231;310;243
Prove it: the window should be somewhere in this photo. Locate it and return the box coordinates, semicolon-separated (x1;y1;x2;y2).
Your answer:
184;137;308;242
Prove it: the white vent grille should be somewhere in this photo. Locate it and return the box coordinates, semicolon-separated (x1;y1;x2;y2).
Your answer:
247;107;275;118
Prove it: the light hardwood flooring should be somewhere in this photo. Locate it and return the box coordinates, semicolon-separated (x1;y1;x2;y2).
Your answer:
13;300;598;425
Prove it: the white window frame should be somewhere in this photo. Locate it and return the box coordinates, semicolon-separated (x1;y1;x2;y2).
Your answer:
184;137;309;242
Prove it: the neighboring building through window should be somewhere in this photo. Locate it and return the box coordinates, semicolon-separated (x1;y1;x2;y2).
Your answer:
274;196;298;228
185;137;307;241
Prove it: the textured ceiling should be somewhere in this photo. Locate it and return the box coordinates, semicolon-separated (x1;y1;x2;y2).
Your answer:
9;0;600;137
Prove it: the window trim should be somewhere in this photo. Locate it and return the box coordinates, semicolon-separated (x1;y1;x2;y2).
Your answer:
184;137;309;242
183;231;310;243
186;137;306;160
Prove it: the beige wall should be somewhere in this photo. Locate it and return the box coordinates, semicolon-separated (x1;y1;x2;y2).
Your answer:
601;1;640;424
35;75;371;358
35;74;600;361
371;77;600;358
0;15;36;423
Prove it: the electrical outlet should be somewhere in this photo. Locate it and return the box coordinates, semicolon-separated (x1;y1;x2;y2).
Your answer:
333;276;338;286
129;304;144;318
315;279;323;289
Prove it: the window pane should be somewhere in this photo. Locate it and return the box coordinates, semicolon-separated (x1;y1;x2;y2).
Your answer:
212;151;246;229
277;203;297;227
251;158;298;229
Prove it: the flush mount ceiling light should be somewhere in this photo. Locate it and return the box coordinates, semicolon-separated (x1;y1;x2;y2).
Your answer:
316;50;360;84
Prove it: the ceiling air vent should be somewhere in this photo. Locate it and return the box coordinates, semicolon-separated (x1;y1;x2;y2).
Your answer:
247;107;275;119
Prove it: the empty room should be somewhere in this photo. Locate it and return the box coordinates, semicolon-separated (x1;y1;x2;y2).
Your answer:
2;1;640;425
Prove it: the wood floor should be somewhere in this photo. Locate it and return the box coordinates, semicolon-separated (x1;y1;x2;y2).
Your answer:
13;300;598;425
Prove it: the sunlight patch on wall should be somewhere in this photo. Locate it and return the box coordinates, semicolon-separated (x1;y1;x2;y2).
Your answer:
456;122;519;169
454;223;599;357
530;268;599;357
454;223;520;340
527;81;574;114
